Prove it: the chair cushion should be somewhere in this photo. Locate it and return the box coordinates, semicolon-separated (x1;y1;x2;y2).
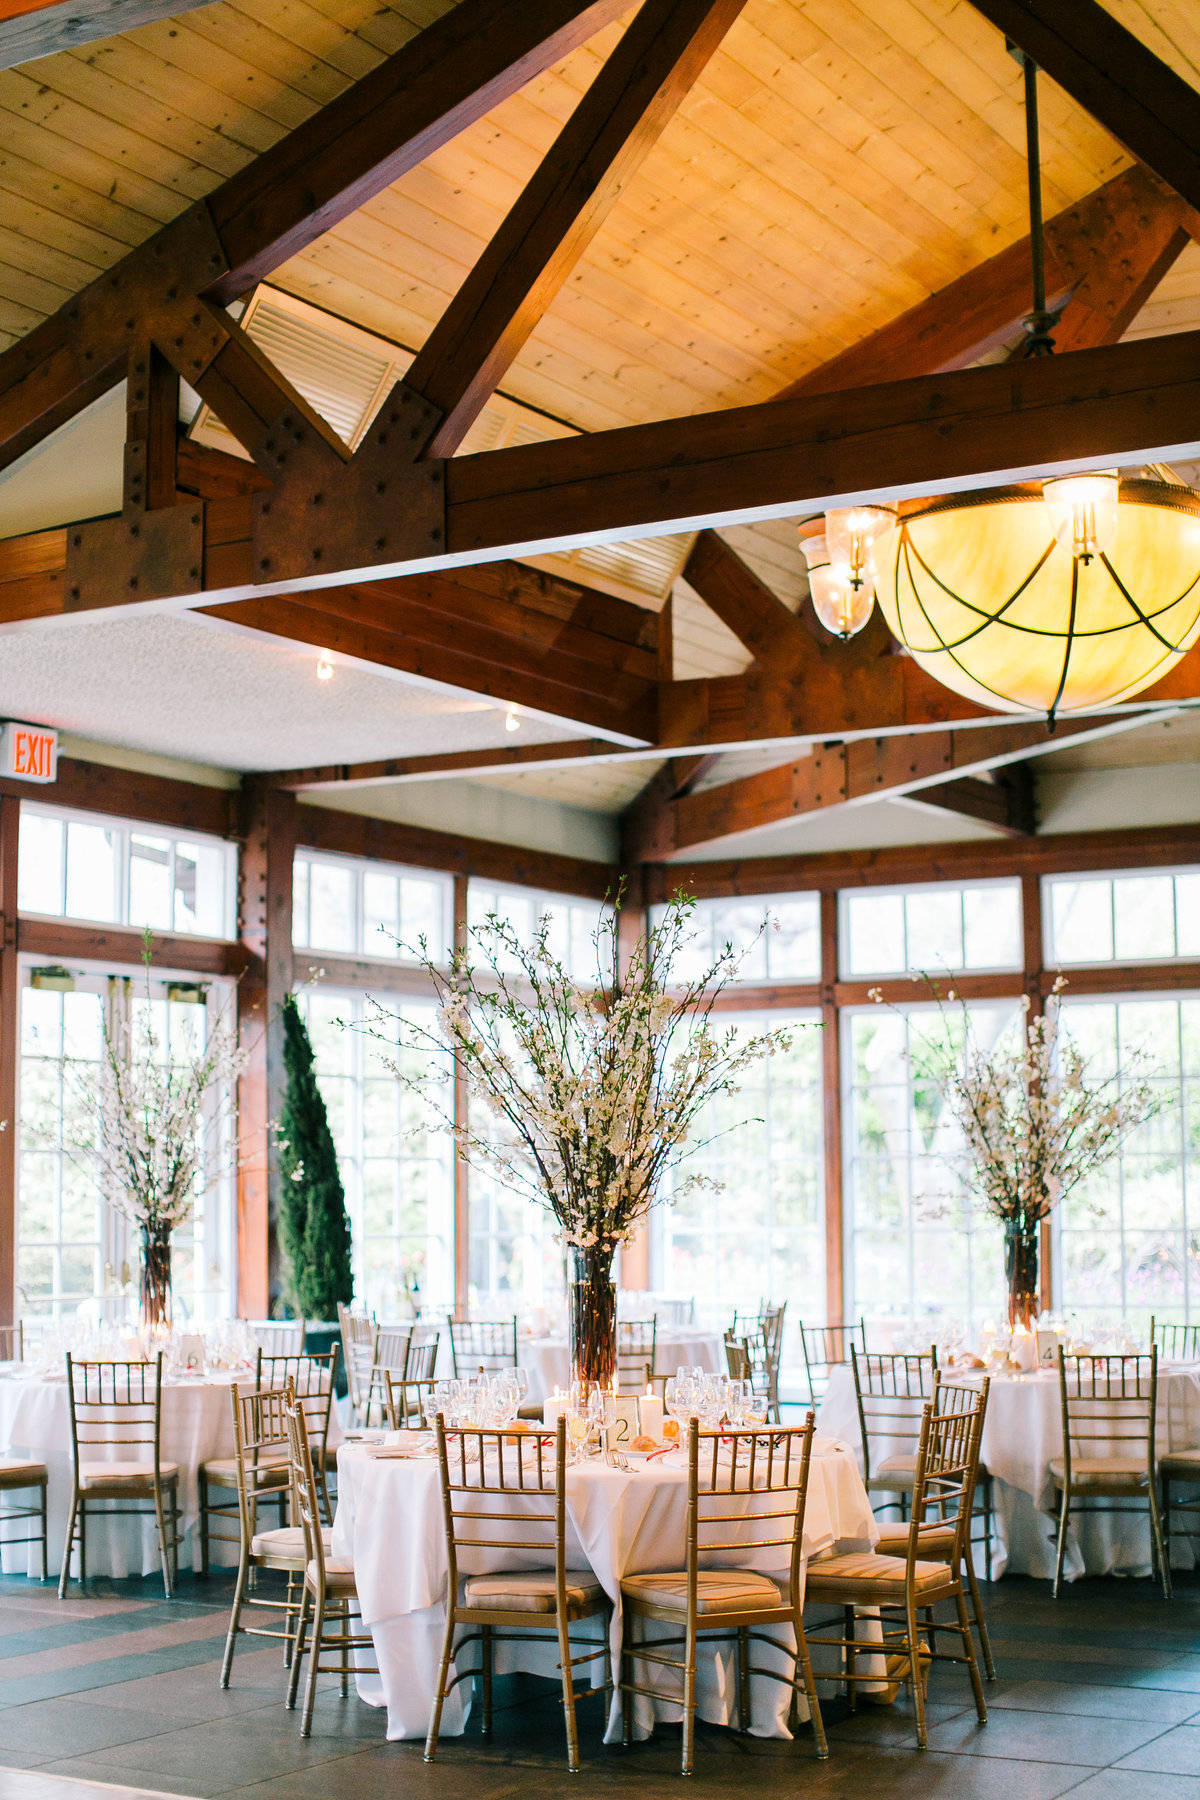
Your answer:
621;1569;783;1616
1048;1456;1147;1488
464;1570;605;1614
1160;1450;1200;1477
79;1461;178;1488
0;1459;46;1486
868;1454;918;1492
307;1555;357;1597
251;1525;332;1561
874;1522;957;1559
201;1453;288;1486
805;1550;953;1603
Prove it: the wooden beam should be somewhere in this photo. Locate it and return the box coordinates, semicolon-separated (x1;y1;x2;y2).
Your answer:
295;803;616;902
17;918;242;977
638;712;1173;859
0;796;17;1328
237;782;296;1318
642;821;1200;902
0;0;629;473
901;765;1037;837
268;738;625;791
0;755;238;840
405;0;748;458
0;0;218;68
968;0;1200;217
776;166;1178;399
681;530;810;668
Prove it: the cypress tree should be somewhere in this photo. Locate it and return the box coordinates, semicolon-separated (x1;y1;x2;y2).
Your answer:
276;995;354;1320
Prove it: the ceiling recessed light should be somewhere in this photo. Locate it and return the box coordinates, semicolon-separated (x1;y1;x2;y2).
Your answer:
505;710;520;733
316;653;334;681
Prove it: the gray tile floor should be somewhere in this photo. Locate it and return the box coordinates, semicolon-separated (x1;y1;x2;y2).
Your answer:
0;1570;1197;1799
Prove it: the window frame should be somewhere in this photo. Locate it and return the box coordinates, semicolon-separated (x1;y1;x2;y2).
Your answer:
838;876;1023;981
292;847;453;964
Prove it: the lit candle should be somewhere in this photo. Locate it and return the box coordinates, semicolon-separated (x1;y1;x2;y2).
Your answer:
638;1387;664;1443
543;1387;567;1431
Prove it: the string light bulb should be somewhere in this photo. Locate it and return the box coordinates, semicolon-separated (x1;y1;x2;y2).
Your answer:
316;653;334;682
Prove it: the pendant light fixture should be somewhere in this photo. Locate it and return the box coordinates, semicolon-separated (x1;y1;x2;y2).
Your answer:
801;54;1200;721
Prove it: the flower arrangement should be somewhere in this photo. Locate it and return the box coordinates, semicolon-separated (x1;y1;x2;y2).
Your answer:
924;978;1161;1328
62;952;246;1328
370;890;795;1385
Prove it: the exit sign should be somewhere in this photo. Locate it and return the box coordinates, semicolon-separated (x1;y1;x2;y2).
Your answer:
1;722;58;783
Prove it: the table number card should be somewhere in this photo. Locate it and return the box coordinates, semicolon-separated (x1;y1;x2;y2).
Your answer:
605;1395;639;1449
1035;1329;1061;1370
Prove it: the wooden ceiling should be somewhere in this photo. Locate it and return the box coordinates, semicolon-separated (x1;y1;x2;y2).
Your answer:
1;0;1194;435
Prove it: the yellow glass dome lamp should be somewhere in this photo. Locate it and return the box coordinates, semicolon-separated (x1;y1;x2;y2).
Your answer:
872;474;1200;721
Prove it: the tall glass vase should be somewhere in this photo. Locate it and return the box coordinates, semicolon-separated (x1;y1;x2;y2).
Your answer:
1004;1219;1039;1332
139;1221;173;1332
568;1244;617;1390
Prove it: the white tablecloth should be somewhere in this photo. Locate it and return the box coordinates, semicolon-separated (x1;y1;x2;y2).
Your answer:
0;1366;343;1580
818;1361;1200;1580
333;1433;875;1743
517;1331;725;1404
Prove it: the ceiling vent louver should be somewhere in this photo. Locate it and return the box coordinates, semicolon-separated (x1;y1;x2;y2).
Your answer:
189;286;692;604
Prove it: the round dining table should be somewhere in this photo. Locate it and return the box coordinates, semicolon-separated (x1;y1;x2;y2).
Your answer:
818;1360;1200;1581
332;1429;876;1744
0;1362;343;1580
516;1329;725;1404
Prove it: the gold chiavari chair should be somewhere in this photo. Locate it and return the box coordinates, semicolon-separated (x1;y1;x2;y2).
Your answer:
258;1349;339;1523
426;1415;610;1773
851;1346;939;1516
799;1318;866;1406
806;1393;989;1750
724;1327;778;1422
60;1352;181;1599
219;1382;331;1686
448;1317;518;1377
284;1397;377;1736
1051;1346;1168;1599
619;1415;827;1776
730;1309;785;1419
874;1378;995;1680
0;1323;23;1361
405;1325;440;1384
0;1319;46;1580
616;1319;657;1394
1151;1318;1200;1362
337;1305;377;1428
244;1320;306;1355
362;1325;412;1429
384;1368;435;1430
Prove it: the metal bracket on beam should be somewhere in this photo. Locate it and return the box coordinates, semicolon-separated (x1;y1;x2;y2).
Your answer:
64;507;204;611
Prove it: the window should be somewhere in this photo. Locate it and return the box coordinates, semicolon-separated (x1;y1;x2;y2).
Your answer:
293;852;451;962
1045;869;1200;966
19;806;235;938
468;881;611;985
656;1010;823;1328
1055;996;1199;1327
18;971;235;1322
468;1161;560;1313
841;881;1021;978
295;989;454;1314
650;894;820;986
844;1001;1020;1331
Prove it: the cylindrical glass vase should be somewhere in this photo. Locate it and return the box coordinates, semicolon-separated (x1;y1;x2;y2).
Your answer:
1004;1220;1039;1333
139;1221;173;1332
567;1244;617;1391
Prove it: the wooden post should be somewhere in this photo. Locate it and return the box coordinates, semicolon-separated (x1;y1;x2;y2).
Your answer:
1021;871;1054;1316
820;889;844;1327
236;781;296;1318
0;795;19;1329
452;873;469;1317
617;867;652;1291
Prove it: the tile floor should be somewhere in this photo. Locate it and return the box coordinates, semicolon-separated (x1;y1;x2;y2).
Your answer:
0;1570;1196;1800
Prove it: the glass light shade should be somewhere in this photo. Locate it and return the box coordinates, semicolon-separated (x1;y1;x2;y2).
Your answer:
825;504;897;590
874;478;1200;716
801;531;876;638
1043;471;1120;562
